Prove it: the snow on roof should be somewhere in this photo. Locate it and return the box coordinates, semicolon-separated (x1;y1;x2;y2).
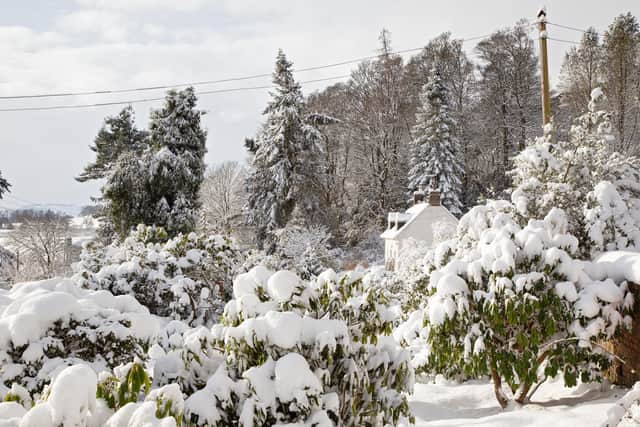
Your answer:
381;202;457;240
588;251;640;284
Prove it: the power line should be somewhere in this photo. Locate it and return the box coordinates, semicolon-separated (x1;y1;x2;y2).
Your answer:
0;33;496;102
0;75;351;112
546;21;597;35
0;23;584;112
547;37;580;45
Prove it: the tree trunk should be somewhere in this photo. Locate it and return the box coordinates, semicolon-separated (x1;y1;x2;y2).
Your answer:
490;366;509;409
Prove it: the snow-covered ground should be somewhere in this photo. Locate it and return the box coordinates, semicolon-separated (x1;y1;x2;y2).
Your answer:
410;378;628;426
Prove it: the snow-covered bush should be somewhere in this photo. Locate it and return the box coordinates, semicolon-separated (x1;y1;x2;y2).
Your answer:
421;202;634;407
511;89;640;256
0;278;157;395
0;363;111;427
213;266;414;426
75;225;241;325
585;181;640;253
147;320;224;395
96;361;150;411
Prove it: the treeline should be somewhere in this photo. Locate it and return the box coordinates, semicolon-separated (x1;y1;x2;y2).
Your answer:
297;13;640;248
303;22;541;247
70;13;640;257
0;209;70;228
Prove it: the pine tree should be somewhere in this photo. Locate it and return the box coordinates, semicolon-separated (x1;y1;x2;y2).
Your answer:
0;171;10;199
104;87;207;239
408;69;464;216
245;50;324;251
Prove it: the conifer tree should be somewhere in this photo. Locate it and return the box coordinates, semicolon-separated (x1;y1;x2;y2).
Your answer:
104;88;207;239
245;50;324;250
77;106;148;242
0;171;10;199
408;69;463;216
76;106;148;183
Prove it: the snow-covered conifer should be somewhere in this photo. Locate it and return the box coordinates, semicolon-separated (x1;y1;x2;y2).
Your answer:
0;170;10;199
408;68;464;216
245;50;324;251
76;106;148;183
104;88;207;239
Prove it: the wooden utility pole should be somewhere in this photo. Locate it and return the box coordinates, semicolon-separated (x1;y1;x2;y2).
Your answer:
537;7;551;125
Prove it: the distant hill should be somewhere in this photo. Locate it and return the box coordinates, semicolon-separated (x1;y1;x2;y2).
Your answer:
0;203;84;217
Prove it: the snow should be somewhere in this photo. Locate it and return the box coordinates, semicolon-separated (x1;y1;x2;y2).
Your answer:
273;353;322;402
410;378;627;427
0;402;27;419
48;364;97;427
267;270;299;302
590;251;640;284
126;401;177;427
224;310;349;350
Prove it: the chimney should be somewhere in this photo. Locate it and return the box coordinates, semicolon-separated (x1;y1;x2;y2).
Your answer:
428;175;441;206
428;189;441;206
413;188;425;205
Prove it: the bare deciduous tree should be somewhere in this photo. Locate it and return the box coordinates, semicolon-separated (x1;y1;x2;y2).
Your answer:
199;161;247;234
10;211;70;280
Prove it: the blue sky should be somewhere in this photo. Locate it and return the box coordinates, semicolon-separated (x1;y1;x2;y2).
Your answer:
0;0;638;210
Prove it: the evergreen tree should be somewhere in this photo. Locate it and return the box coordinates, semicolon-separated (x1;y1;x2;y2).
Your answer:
408;69;464;216
245;50;324;251
76;106;148;183
0;171;10;199
77;106;148;242
104;87;207;239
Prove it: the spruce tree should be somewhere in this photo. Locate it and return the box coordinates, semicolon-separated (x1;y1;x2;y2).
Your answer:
104;87;207;239
0;171;10;199
246;50;324;251
408;69;463;216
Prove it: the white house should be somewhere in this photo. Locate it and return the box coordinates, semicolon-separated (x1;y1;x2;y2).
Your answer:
380;189;458;271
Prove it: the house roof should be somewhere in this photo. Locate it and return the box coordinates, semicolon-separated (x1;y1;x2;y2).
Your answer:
380;202;457;240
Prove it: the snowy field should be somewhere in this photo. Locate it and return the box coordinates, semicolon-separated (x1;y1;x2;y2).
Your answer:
410;378;628;426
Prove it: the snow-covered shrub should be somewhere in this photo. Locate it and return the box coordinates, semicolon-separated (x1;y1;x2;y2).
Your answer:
0;278;157;395
182;366;241;426
214;266;414;426
75;225;241;325
96;361;150;410
422;203;634;407
511;89;640;256
147;320;224;394
2;364;109;427
585;181;640;253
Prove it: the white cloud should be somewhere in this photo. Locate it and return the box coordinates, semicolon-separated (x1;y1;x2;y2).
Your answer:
74;0;210;12
0;26;64;52
57;10;129;42
3;0;628;206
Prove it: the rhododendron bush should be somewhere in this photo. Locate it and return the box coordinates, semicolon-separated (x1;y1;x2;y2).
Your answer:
396;202;634;408
0;266;413;426
74;225;241;325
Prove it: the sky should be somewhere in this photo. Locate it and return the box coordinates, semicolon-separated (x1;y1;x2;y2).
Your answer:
0;0;638;211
